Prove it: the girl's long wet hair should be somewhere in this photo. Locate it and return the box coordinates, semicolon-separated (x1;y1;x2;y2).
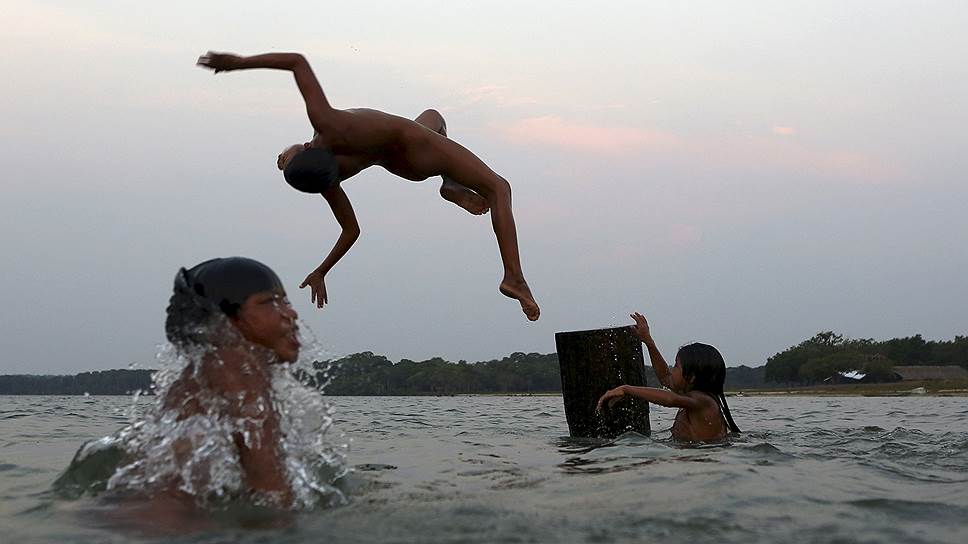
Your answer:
676;343;740;433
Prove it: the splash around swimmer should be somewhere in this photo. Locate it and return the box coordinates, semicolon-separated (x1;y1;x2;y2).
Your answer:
55;257;347;513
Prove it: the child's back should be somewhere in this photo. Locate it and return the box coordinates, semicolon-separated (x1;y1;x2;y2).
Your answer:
670;390;728;442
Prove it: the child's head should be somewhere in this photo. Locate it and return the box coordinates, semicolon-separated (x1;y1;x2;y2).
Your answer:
674;343;727;396
674;342;741;433
277;144;339;194
165;257;300;362
277;143;309;171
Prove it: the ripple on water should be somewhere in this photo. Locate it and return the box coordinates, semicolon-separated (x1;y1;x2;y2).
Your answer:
846;497;968;523
733;442;794;464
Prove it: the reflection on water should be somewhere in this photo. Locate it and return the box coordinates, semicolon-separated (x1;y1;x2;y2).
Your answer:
1;394;967;543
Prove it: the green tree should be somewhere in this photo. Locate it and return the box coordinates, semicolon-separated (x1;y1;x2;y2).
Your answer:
798;351;867;382
765;331;847;383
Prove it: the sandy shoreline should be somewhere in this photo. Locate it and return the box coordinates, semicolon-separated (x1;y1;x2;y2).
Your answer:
727;379;968;397
458;379;968;398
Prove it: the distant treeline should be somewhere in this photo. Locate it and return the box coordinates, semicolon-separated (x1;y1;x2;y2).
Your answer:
315;352;562;395
764;332;968;384
0;369;153;396
0;352;764;395
4;331;963;395
314;351;767;395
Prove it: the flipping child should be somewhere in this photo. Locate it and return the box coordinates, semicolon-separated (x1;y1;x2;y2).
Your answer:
597;312;741;442
196;51;539;321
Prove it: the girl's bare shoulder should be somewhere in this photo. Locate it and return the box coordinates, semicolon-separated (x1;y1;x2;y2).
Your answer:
686;390;719;407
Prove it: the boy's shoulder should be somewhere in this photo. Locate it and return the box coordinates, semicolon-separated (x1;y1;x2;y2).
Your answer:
201;347;272;396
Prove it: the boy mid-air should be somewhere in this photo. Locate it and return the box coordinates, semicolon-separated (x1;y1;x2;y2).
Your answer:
197;51;539;321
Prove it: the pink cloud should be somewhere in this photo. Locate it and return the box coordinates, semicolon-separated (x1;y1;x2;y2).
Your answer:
496;116;906;185
449;85;542;110
501;116;680;154
668;223;703;247
704;138;906;185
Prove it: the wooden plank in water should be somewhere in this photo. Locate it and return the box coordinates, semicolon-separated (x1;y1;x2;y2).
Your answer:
555;326;650;438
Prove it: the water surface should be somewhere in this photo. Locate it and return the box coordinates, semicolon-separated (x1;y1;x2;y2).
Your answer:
2;395;966;543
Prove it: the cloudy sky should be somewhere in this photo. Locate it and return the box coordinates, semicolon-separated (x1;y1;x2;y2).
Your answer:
2;1;966;374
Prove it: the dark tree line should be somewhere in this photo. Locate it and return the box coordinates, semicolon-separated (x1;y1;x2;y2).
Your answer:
0;353;701;395
313;352;764;395
764;332;968;384
9;332;963;395
0;369;153;395
317;352;563;395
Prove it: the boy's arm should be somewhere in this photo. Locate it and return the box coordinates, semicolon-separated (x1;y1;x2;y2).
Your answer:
631;312;673;389
300;184;361;308
197;51;332;130
202;349;292;505
598;385;703;410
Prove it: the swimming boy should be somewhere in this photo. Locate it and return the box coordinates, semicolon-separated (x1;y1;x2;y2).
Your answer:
161;257;299;506
196;51;539;321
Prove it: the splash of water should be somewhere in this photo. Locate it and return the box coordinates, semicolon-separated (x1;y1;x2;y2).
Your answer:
55;318;349;510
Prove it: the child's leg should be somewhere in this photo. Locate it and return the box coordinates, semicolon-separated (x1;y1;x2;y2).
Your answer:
413;109;489;216
435;141;540;321
489;176;540;321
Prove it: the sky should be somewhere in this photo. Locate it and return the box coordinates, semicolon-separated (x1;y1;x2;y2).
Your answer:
1;1;966;374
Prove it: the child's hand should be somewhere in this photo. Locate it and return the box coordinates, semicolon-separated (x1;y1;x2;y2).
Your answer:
630;312;652;342
196;51;241;73
595;386;627;412
300;269;328;309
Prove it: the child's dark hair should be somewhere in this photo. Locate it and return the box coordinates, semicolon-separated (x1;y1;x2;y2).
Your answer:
283;148;340;193
164;257;284;350
676;343;740;433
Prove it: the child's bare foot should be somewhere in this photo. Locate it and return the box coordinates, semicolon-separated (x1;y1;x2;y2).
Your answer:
440;179;490;215
499;277;540;321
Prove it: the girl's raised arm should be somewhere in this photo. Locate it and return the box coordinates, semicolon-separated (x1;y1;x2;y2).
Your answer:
631;312;673;389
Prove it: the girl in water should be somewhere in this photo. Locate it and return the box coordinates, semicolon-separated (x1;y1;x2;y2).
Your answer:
596;312;740;442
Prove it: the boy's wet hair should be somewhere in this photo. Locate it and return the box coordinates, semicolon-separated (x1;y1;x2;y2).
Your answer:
676;343;741;433
283;147;340;193
165;257;283;349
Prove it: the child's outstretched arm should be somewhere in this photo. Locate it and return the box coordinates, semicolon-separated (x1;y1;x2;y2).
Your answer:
196;51;333;130
630;312;674;389
299;184;361;308
597;385;704;411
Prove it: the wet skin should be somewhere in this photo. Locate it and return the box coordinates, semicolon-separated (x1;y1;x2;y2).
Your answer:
198;51;539;321
229;289;300;363
162;289;300;506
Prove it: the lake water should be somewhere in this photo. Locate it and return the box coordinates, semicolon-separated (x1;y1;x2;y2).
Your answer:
1;394;967;543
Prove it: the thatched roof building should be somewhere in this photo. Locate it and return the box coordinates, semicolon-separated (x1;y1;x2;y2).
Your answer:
891;365;968;381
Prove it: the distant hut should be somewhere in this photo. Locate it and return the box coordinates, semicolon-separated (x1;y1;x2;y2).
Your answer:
891;365;968;382
823;370;866;385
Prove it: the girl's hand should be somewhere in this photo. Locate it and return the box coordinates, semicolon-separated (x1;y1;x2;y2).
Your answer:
300;269;328;308
196;51;242;73
595;385;627;412
630;312;652;342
